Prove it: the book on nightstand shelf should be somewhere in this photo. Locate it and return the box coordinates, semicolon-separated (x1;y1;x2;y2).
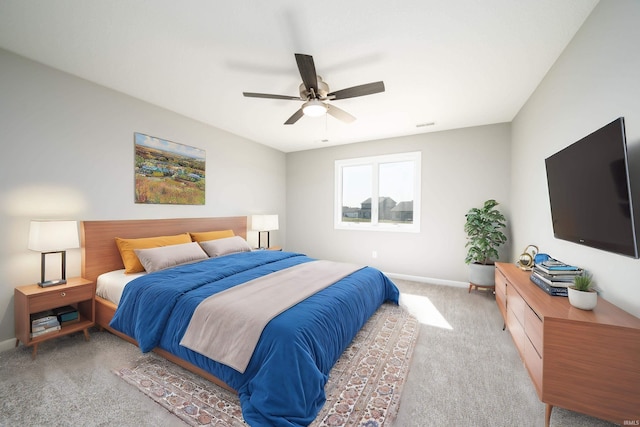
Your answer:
31;317;59;329
60;318;80;327
30;309;63;337
31;310;57;327
28;306;80;338
31;325;61;338
53;305;79;323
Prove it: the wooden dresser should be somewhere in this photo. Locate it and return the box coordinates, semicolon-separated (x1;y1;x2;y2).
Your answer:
495;262;640;426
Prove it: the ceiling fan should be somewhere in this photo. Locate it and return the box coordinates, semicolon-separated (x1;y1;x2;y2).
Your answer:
243;53;385;125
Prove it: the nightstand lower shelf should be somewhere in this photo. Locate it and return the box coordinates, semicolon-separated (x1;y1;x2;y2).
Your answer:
16;316;93;359
14;277;95;359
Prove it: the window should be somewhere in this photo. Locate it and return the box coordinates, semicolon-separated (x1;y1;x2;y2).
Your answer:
335;152;421;232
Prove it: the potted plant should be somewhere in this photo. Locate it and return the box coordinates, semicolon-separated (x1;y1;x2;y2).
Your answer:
464;199;507;290
568;274;597;310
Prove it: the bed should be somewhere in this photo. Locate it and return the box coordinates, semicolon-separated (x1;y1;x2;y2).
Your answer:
81;217;399;426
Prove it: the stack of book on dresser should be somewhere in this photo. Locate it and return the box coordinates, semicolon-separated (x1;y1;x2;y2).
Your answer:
530;259;583;297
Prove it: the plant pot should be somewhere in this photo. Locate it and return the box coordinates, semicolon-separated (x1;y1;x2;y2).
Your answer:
469;263;495;287
568;287;597;310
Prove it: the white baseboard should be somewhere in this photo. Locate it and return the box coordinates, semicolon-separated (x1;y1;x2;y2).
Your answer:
0;337;16;353
384;272;468;288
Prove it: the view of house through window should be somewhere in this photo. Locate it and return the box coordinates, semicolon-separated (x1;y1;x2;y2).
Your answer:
335;152;421;231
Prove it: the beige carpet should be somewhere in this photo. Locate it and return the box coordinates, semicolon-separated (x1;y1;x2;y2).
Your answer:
113;302;419;426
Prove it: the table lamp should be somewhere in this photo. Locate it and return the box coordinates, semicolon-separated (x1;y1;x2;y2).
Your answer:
28;220;80;287
251;215;279;249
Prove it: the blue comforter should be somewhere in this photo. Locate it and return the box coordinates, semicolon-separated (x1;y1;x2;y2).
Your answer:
110;250;399;426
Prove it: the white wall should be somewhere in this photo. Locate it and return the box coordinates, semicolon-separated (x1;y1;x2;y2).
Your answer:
510;0;640;317
286;123;512;284
0;49;286;345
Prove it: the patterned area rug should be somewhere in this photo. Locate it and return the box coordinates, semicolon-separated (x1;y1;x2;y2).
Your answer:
113;302;418;426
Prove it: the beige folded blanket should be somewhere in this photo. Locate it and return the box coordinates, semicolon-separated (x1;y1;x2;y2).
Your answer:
179;260;363;373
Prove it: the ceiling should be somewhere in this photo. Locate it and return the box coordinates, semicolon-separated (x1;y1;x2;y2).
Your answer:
0;0;599;153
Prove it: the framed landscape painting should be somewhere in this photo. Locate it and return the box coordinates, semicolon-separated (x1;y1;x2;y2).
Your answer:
134;132;206;205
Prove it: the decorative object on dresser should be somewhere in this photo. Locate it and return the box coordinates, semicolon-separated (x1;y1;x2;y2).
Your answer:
516;244;538;270
567;273;597;310
28;220;80;287
14;277;95;359
495;262;640;426
251;214;279;249
464;199;507;292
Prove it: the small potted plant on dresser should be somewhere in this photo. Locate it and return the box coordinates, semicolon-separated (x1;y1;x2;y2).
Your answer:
464;199;507;292
568;274;597;310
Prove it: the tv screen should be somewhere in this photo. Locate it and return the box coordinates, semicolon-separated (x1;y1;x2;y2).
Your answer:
545;117;638;258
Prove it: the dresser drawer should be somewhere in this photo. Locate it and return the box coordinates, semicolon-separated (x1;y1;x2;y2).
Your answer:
30;285;93;312
495;270;507;297
506;286;526;327
524;334;543;398
507;304;526;357
495;271;507;313
524;304;543;355
496;286;506;318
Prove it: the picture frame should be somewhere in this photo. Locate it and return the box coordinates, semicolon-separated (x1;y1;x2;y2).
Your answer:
134;132;206;205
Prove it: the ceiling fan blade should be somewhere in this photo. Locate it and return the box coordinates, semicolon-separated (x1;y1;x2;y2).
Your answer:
295;53;318;94
327;104;356;123
243;92;301;100
284;108;304;125
327;81;385;100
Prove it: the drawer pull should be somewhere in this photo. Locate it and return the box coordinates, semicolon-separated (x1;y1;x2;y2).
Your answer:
60;292;66;297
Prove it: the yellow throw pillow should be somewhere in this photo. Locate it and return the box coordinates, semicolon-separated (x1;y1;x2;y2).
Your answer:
115;233;192;273
189;229;235;243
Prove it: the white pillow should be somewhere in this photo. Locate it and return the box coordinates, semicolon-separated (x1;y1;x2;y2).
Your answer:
134;242;208;273
199;236;252;257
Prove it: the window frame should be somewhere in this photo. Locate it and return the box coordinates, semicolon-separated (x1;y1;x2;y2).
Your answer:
334;151;421;232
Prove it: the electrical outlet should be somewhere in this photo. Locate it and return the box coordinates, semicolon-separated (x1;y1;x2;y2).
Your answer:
372;250;378;259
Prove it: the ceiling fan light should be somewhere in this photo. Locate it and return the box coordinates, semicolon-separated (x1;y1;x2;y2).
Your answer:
302;99;327;117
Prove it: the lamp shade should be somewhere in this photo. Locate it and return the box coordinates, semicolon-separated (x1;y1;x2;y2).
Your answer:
28;220;79;252
251;215;279;232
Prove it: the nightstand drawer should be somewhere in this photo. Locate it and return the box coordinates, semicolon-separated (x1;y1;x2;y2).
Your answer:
30;285;93;312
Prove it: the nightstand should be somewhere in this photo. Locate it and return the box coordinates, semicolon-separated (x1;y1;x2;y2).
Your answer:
14;277;95;359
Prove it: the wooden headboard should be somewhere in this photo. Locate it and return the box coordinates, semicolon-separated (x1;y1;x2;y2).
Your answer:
81;216;247;283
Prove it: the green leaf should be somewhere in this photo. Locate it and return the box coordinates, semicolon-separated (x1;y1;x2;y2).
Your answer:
464;199;507;264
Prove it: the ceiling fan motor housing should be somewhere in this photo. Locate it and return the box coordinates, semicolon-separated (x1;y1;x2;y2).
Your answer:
299;76;329;100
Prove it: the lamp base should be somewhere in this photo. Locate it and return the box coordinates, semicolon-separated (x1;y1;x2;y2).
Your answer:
38;279;67;288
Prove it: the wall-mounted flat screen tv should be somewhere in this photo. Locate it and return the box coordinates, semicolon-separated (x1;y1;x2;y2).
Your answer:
545;117;638;258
